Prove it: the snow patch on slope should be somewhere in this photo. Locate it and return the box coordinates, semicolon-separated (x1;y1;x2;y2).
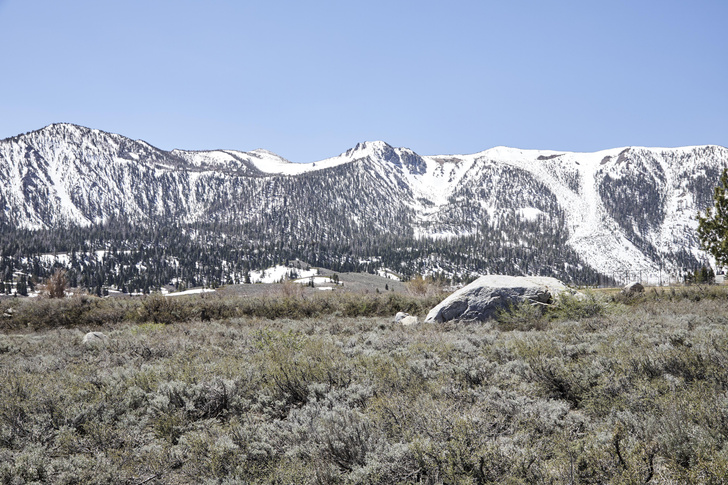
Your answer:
249;265;318;284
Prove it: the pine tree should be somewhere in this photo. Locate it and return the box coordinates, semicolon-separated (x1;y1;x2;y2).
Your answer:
16;274;28;296
697;168;728;268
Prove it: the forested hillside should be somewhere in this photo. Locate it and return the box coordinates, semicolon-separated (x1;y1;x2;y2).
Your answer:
1;124;725;293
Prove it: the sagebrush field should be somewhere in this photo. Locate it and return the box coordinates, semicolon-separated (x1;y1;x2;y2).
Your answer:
2;287;728;483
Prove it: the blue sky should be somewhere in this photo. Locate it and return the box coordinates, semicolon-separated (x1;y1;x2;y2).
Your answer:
0;0;726;162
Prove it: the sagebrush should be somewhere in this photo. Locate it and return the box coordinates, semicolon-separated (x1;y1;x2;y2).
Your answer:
2;288;728;483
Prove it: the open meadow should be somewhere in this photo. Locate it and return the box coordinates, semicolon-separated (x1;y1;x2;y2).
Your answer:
2;287;728;483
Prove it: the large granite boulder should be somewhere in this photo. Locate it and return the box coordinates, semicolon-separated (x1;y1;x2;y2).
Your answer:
424;275;567;323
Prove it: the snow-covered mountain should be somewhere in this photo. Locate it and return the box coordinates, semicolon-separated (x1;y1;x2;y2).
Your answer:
1;123;726;279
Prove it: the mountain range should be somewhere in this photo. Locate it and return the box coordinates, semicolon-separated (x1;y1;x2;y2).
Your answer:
1;123;726;288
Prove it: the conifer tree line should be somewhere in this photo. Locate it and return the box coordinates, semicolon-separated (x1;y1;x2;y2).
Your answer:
2;206;693;294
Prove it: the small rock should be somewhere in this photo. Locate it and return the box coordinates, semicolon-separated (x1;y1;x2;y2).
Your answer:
394;312;418;326
82;331;109;347
400;315;418;326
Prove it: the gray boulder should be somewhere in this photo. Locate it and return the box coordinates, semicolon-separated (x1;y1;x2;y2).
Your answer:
424;275;567;323
622;282;644;296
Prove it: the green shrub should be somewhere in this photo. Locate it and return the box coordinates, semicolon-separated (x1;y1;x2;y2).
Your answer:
547;292;609;320
495;300;547;331
1;290;443;332
5;295;122;328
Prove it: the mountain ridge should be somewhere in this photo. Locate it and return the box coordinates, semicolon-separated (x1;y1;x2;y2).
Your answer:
14;122;724;168
1;123;726;286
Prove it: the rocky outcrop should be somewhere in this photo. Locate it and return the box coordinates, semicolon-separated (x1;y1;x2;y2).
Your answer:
424;275;567;323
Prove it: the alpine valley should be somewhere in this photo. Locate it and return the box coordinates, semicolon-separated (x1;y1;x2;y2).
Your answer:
1;123;726;293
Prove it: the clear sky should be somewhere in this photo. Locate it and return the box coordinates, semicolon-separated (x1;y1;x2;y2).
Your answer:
0;0;726;162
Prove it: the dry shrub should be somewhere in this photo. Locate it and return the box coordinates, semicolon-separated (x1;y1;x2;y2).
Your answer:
45;269;67;299
404;274;442;297
279;279;304;298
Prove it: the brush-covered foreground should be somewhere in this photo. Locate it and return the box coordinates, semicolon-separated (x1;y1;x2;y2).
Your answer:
2;288;728;483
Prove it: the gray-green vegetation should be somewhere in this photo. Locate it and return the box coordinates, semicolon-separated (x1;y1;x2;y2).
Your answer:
2;287;728;483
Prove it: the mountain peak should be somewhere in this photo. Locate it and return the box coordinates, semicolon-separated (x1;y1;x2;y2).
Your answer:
355;140;392;150
248;148;290;162
343;141;393;159
28;122;87;138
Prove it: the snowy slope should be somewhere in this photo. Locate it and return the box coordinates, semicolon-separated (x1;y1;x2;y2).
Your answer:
1;123;727;277
276;141;727;274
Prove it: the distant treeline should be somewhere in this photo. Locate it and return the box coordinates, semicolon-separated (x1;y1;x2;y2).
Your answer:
1;211;697;293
